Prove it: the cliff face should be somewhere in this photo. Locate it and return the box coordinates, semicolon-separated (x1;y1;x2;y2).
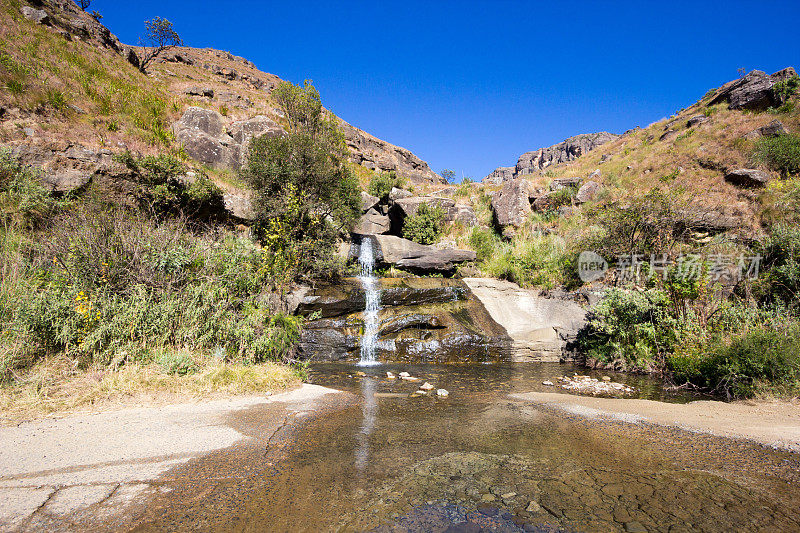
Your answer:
484;132;618;183
8;0;443;184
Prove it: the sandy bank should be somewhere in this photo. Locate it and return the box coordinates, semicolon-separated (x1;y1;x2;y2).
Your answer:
512;391;800;452
0;384;339;531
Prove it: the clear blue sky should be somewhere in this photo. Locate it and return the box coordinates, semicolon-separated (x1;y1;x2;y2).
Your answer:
95;0;800;180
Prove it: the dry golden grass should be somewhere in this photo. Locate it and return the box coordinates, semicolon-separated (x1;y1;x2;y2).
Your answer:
0;354;301;423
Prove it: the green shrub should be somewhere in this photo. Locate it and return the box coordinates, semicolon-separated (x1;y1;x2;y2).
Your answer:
549;186;576;209
772;75;799;102
157;349;198;375
0;149;64;227
575;288;679;372
752;223;800;304
403;203;444;244
368;170;405;201
114;152;224;218
754;134;800;176
468;226;496;261
669;326;800;398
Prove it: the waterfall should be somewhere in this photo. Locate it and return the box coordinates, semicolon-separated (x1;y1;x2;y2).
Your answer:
357;237;381;366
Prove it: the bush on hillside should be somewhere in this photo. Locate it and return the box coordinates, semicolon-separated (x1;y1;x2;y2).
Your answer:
243;80;361;280
115;152;224;218
368;171;405;201
754;134;800;176
403;203;444;245
0;149;65;227
752;223;800;304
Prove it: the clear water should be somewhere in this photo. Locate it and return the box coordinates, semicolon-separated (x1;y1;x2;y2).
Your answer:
135;362;800;532
357;238;381;367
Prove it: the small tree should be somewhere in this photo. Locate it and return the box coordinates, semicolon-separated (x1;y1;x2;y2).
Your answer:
137;17;183;73
78;0;91;11
242;80;361;280
441;168;456;182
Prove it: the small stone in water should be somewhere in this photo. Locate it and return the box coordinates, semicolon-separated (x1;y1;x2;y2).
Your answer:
437;389;449;397
419;381;435;391
501;492;517;499
602;376;612;381
542;380;554;386
356;371;366;377
481;493;496;502
401;376;419;382
399;372;410;378
386;372;396;379
526;500;542;513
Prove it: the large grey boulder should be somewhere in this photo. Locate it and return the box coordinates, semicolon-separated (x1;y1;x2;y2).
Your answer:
21;6;48;24
724;169;771;188
687;115;709;127
360;191;380;212
368;235;476;272
223;192;255;221
353;209;390;235
184;87;214;98
575;180;602;203
394;196;456;218
708;68;798;111
550;177;582;191
41;169;92;193
491;178;531;227
174;128;238;169
463;278;586;362
389;187;413;201
454;204;478;226
229;115;281;145
176;106;225;136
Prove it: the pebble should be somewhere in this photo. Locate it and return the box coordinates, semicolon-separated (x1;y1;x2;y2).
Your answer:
386;372;396;379
399;372;410;378
602;376;612;381
553;375;637;396
526;500;542;513
401;376;419;382
480;493;497;502
437;389;449;397
501;492;517;499
542;380;554;386
419;382;435;391
356;371;366;377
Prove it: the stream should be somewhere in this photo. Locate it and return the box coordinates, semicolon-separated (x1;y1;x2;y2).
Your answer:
147;362;800;532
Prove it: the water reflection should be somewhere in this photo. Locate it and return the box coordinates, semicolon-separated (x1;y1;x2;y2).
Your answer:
355;376;378;472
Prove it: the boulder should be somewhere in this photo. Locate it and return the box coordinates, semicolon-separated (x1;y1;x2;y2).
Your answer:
724;169;771;188
491;178;531;227
550;177;581;191
184;87;214;98
353;209;390;235
575;180;602;203
454;205;478;226
223;192;255;221
745;119;789;140
532;191;556;212
371;235;475;272
708;68;798;111
360;191;380;212
687;115;709;127
482;166;516;184
394;196;456;218
389;187;413;201
174;127;237;169
41;169;92;193
229;115;282;146
175;106;225;136
21;6;48;24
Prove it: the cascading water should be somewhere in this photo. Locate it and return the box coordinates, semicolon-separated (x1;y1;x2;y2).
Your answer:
357;237;381;366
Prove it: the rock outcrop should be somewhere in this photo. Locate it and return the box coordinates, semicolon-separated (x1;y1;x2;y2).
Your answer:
350;235;475;273
745;119;789;140
724;169;771;188
491;178;531;227
341;122;444;184
483;132;618;183
708;68;798;111
463;278;587;362
296;278;510;362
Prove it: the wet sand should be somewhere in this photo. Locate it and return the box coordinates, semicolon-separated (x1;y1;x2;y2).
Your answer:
512;392;800;452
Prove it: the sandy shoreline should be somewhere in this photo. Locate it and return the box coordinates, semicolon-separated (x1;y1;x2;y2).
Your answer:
511;391;800;452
